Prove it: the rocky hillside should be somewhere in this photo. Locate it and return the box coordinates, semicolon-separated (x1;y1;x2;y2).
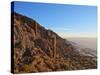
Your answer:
11;12;97;73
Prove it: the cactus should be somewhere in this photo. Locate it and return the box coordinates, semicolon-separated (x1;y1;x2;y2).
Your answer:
51;35;56;58
34;22;37;35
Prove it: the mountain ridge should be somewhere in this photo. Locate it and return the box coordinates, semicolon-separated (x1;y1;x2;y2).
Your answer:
12;12;97;73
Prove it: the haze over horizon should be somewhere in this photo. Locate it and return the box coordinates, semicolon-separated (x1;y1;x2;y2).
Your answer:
12;1;97;38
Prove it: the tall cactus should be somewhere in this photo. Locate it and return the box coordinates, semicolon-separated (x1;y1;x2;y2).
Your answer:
34;22;37;35
51;35;56;58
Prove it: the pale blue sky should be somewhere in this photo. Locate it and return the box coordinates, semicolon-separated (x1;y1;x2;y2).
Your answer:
11;1;97;38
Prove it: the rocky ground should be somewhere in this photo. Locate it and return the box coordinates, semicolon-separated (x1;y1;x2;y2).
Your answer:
11;12;97;73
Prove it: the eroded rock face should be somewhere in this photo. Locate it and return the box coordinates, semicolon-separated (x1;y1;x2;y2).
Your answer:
12;12;97;73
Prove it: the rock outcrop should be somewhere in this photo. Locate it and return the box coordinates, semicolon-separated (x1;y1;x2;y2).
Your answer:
11;12;97;73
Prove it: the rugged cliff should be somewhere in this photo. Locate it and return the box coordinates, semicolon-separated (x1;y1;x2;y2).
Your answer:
11;12;97;73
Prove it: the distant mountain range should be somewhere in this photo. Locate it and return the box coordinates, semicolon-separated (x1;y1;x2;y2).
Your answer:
11;12;97;73
69;40;97;58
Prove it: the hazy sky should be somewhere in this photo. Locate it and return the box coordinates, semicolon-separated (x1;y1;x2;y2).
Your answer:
12;1;97;38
